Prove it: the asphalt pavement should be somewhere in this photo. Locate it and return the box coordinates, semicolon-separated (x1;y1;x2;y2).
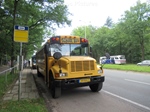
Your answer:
0;66;39;101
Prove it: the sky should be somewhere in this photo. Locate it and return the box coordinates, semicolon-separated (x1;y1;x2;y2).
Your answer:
54;0;148;35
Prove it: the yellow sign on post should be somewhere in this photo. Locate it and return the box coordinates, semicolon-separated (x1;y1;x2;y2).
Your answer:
14;26;29;43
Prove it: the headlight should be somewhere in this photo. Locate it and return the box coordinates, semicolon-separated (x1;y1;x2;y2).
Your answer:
59;73;67;77
98;69;103;74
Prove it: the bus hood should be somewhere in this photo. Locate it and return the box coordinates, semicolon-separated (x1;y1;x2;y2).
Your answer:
58;56;96;73
61;56;96;62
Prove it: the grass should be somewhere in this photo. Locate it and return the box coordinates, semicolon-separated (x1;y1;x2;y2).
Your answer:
0;72;18;99
101;64;150;73
0;98;47;112
0;70;48;112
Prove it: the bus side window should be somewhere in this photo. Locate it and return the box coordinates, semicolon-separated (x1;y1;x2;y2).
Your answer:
89;47;93;57
89;46;92;53
47;47;51;56
44;44;49;54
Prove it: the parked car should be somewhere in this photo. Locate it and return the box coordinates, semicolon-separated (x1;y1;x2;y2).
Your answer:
137;60;150;66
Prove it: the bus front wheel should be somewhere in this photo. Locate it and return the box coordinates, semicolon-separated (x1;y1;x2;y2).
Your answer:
49;72;61;98
89;82;103;92
51;84;61;98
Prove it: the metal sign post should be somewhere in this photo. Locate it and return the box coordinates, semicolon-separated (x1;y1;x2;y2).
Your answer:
18;43;22;100
14;25;29;101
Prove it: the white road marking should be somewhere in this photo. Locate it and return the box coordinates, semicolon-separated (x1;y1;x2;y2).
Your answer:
125;79;150;86
102;90;150;111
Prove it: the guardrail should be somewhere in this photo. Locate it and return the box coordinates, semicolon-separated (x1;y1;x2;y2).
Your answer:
0;65;18;86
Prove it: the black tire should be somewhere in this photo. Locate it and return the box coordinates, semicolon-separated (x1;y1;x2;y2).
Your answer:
51;85;61;98
49;72;61;98
89;82;103;92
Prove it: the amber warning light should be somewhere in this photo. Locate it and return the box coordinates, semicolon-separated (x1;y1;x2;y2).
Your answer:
50;37;60;43
81;38;88;43
52;37;60;41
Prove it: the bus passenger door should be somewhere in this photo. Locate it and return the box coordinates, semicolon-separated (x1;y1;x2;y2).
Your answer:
44;44;49;85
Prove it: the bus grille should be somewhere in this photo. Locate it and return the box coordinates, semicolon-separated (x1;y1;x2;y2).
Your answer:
71;61;94;72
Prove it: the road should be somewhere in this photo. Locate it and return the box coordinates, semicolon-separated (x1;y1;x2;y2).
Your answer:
32;69;150;112
103;69;150;110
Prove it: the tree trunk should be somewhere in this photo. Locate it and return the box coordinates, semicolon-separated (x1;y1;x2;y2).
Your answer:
11;0;19;72
141;42;145;61
140;36;145;61
120;41;122;54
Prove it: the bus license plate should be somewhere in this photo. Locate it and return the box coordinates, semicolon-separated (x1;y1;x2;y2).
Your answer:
79;78;90;83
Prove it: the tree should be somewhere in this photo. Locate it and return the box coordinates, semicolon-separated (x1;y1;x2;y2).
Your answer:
0;0;71;66
104;16;113;28
71;0;150;63
120;0;150;61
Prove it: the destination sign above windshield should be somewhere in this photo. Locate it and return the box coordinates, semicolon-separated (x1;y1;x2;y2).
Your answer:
60;36;80;43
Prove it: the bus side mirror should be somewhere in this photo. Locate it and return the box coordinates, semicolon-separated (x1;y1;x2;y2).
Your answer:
53;52;62;60
90;46;92;52
44;44;49;54
89;47;93;57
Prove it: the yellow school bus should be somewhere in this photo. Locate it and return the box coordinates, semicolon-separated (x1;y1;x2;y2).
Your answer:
36;35;104;98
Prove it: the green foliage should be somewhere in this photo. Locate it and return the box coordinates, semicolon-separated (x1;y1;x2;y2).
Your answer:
72;0;150;63
0;0;71;62
120;1;150;61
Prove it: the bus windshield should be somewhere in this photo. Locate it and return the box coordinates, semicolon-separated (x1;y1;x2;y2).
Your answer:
50;44;88;56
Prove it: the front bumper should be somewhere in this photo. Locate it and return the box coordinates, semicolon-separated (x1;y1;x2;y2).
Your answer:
54;76;105;89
